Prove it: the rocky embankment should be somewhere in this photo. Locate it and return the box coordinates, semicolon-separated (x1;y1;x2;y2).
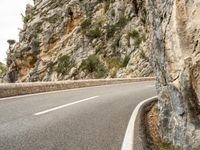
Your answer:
5;0;153;83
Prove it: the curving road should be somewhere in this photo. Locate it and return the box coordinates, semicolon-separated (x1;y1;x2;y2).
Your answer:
0;81;156;150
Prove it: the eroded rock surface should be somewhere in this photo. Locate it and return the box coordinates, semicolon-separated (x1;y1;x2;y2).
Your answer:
0;62;6;80
5;0;153;82
5;0;200;149
143;0;200;149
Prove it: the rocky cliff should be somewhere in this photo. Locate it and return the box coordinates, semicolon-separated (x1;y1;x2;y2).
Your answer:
5;0;200;149
0;62;6;78
5;0;153;82
142;0;200;149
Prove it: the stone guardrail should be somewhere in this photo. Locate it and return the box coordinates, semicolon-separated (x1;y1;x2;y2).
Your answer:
0;77;155;98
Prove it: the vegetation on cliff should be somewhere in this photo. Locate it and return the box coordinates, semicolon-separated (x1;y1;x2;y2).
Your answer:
0;62;6;78
5;0;153;82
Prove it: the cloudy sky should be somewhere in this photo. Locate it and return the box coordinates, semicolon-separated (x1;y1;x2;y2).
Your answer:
0;0;33;63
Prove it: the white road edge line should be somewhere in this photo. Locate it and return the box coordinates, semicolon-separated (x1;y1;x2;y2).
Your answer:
121;96;158;150
34;96;99;116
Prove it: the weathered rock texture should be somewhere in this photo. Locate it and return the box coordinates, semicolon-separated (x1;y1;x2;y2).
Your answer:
5;0;200;149
5;0;153;82
0;62;6;77
0;62;6;82
142;0;200;149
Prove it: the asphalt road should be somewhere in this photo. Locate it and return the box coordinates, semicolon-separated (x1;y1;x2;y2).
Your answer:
0;81;156;150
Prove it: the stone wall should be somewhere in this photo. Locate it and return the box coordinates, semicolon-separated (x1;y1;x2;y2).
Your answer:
0;77;155;98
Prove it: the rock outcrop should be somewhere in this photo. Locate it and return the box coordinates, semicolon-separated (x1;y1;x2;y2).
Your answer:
0;62;6;78
5;0;153;82
142;0;200;149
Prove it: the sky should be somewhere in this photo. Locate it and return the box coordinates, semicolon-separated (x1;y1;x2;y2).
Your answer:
0;0;33;64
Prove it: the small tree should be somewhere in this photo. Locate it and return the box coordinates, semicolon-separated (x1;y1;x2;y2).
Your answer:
7;39;16;46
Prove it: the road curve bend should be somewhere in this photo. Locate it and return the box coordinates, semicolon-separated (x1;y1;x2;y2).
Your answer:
0;81;156;150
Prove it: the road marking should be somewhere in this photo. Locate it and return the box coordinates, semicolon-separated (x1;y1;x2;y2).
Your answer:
121;96;157;150
34;96;99;116
0;81;155;101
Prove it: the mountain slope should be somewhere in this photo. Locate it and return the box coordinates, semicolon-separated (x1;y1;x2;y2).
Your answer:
0;62;6;78
6;0;153;82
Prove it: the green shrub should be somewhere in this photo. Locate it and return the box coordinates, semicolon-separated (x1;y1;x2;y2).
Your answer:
116;16;128;28
80;55;107;78
95;64;107;78
105;15;128;40
81;18;91;29
122;55;130;67
0;62;6;78
106;57;122;69
106;24;116;39
135;37;142;48
81;55;96;72
7;39;16;46
22;8;34;23
47;62;54;70
95;45;103;54
127;29;142;48
111;36;121;55
111;69;117;78
80;55;99;72
55;55;74;75
128;29;140;39
106;55;130;69
86;28;102;39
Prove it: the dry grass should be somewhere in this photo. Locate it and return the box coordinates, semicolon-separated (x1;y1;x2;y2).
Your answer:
147;104;176;150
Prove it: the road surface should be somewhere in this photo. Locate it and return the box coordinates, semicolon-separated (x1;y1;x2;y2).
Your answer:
0;81;156;150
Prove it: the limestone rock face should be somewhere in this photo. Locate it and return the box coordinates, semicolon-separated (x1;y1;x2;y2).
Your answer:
5;0;153;82
4;0;200;149
143;0;200;149
0;62;6;79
